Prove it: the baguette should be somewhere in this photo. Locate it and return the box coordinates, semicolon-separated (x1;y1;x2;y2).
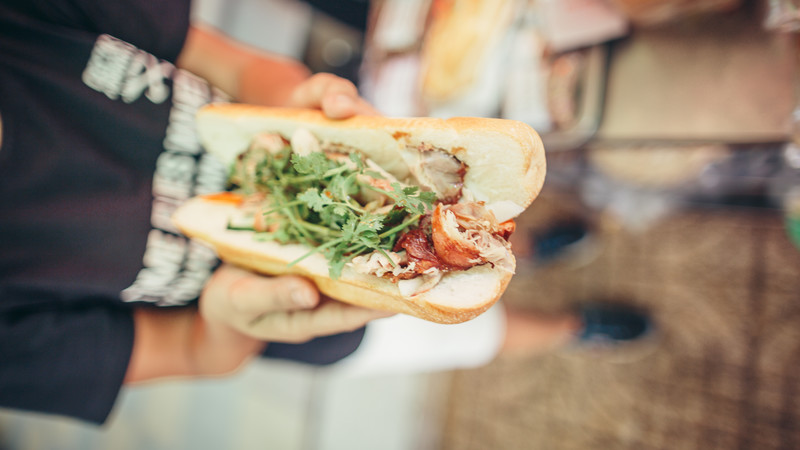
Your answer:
174;104;546;323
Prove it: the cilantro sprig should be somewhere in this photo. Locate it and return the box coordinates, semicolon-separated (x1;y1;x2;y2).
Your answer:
231;144;435;278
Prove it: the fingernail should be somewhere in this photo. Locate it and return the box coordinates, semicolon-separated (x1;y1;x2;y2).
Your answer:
335;94;355;108
290;285;315;307
371;309;395;319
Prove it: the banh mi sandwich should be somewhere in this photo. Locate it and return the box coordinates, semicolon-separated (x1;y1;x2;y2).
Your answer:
173;104;546;324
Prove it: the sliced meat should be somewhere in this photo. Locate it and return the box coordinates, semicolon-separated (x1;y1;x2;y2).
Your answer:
403;145;467;203
431;202;515;273
394;227;443;274
431;203;482;269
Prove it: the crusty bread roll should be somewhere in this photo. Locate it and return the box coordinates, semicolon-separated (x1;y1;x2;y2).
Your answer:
174;104;546;323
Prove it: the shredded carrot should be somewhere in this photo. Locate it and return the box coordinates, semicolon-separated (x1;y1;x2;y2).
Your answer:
202;192;244;205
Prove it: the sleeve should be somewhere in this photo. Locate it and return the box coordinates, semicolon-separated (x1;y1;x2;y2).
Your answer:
261;327;367;366
0;0;192;61
0;299;134;424
77;0;193;61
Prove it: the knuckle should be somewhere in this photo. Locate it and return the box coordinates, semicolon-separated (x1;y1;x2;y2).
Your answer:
227;281;250;312
312;72;337;83
227;275;264;313
282;317;311;343
318;73;355;93
283;333;313;344
248;311;312;344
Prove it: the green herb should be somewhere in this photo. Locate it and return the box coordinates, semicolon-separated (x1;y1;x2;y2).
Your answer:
231;143;435;278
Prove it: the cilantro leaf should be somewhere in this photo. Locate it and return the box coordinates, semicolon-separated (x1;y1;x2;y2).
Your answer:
357;213;384;234
349;152;364;170
298;188;333;212
382;183;435;215
327;172;359;200
364;170;384;180
291;152;330;178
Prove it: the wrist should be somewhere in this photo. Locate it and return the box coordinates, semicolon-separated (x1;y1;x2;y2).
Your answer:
125;306;196;384
238;58;310;106
187;311;267;376
126;306;266;384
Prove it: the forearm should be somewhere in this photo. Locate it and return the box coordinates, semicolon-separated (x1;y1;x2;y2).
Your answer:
125;307;195;383
177;24;310;106
125;306;264;384
238;57;311;107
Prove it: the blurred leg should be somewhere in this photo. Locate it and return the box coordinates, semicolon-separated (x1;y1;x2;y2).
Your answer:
500;306;581;355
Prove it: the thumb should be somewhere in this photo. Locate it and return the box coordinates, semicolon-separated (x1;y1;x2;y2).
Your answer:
218;266;319;314
321;93;379;119
248;300;394;343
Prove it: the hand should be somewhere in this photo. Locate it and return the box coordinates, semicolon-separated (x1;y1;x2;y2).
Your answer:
200;264;391;344
288;73;379;119
125;264;391;383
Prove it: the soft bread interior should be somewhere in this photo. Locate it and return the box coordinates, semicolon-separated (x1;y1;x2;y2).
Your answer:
196;104;546;216
173;197;513;323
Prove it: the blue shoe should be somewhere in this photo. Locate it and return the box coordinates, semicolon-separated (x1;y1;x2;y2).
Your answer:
533;222;589;263
531;221;600;268
577;303;653;344
566;303;658;362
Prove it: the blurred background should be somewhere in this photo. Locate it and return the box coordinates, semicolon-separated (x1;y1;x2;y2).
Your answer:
3;0;800;448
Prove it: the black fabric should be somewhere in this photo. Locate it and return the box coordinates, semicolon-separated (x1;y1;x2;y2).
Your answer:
0;292;134;424
262;327;366;366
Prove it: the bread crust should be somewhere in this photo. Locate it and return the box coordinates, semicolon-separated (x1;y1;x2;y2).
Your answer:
180;104;545;323
196;104;546;213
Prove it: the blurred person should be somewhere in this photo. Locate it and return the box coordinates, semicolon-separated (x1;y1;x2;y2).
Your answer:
0;0;652;425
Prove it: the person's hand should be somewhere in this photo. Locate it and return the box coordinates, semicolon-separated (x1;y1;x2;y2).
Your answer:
125;264;392;384
287;73;379;119
200;264;391;344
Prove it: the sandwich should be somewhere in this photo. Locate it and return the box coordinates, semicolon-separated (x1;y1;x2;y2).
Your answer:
173;104;546;323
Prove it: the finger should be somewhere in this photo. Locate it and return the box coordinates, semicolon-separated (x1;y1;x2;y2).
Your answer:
217;265;319;314
248;301;394;343
289;73;378;119
322;95;380;119
289;73;356;109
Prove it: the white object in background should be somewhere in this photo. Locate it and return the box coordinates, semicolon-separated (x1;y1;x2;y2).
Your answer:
362;54;426;117
328;302;506;378
537;0;628;52
502;26;552;132
312;373;445;450
426;28;516;119
191;0;313;59
765;0;800;32
373;0;432;52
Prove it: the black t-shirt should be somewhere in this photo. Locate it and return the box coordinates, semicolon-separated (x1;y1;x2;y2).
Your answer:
0;0;228;423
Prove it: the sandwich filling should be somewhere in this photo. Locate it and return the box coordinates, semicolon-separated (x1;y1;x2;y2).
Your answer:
225;128;515;296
